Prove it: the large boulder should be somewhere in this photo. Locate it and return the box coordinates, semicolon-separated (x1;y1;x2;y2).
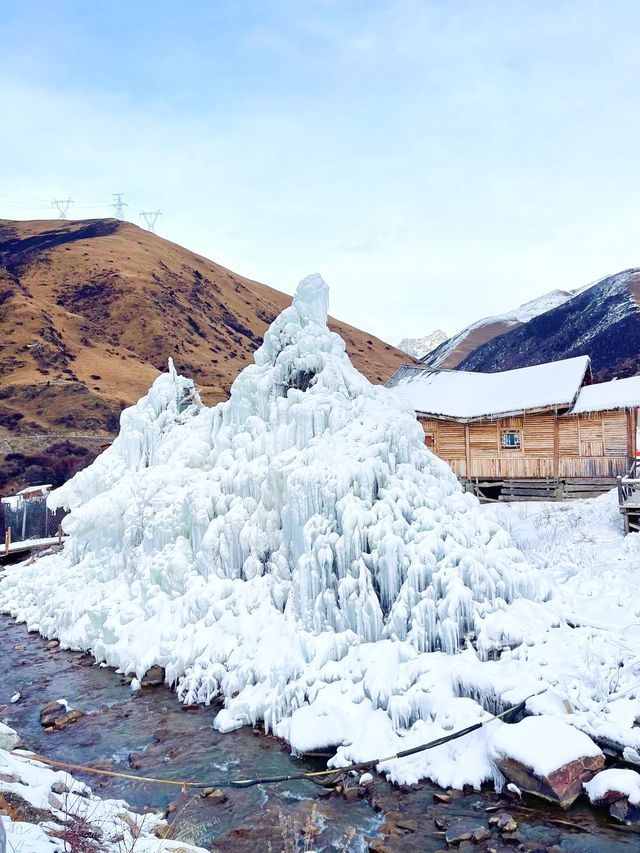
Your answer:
490;716;604;808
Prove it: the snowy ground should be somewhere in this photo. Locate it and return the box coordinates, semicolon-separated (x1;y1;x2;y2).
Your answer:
0;723;206;853
474;494;640;752
0;275;639;796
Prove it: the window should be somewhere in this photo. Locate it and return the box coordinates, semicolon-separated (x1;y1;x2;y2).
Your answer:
424;433;436;450
501;429;521;451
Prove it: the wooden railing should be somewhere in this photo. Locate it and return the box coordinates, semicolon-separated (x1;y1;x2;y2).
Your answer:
617;459;640;509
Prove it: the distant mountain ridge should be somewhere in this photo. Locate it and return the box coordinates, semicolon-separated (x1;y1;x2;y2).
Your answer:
424;289;574;369
458;269;640;381
397;330;447;360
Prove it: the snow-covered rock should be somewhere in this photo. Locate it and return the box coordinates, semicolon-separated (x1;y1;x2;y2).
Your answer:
585;768;640;806
585;768;640;824
490;716;604;807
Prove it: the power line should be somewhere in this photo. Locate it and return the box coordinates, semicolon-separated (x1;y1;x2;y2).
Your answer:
51;198;74;220
139;209;162;233
111;192;128;220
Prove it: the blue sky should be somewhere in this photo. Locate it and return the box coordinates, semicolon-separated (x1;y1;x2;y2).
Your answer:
1;1;639;344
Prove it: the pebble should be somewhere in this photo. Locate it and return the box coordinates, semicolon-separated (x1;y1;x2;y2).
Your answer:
201;787;228;804
473;826;491;841
497;814;517;832
444;820;485;844
488;813;519;834
39;700;85;728
140;665;165;687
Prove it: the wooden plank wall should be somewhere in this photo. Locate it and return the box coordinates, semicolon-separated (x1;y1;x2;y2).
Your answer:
559;410;629;478
419;409;633;479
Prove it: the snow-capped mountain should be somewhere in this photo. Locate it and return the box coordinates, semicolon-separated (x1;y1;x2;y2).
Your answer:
397;330;447;360
424;289;574;368
459;269;640;380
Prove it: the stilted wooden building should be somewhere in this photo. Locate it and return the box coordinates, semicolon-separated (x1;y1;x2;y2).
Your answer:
387;356;640;502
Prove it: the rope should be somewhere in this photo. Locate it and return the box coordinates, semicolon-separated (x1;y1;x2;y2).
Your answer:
12;691;539;791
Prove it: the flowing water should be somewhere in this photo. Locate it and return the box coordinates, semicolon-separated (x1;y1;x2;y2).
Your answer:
0;614;637;852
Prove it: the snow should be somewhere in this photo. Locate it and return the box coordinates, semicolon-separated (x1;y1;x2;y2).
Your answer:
584;768;640;805
505;290;575;324
490;716;603;777
388;356;589;420
2;535;66;556
0;724;207;852
0;722;19;751
397;330;447;361
572;375;640;414
472;493;640;757
1;275;639;793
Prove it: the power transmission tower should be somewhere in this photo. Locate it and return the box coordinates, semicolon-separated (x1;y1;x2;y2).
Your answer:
52;198;73;219
139;210;162;234
111;193;128;220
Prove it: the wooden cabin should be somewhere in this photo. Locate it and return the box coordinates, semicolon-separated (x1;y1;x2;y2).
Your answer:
387;356;640;501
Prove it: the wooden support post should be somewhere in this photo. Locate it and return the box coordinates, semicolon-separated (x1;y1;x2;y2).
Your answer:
4;526;10;556
58;524;63;545
464;424;470;478
627;408;636;471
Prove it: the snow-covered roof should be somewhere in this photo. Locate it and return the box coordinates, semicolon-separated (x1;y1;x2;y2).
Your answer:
572;375;640;414
16;484;52;496
387;356;591;420
2;485;52;507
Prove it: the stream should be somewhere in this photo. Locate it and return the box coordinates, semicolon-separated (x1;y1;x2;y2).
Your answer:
0;613;637;852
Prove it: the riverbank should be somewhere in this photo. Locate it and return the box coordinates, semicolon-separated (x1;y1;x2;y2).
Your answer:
1;614;638;851
0;723;208;852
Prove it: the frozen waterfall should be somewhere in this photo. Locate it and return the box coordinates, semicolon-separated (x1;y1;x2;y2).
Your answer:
0;274;547;788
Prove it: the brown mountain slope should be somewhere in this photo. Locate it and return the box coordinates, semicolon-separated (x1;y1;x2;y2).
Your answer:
0;218;410;456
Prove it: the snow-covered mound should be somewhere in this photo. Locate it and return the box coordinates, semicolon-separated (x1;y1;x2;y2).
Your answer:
0;275;547;786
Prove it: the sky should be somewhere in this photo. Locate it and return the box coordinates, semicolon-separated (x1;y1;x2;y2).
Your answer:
1;0;639;345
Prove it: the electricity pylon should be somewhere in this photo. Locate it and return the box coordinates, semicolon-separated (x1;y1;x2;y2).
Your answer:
111;193;128;220
52;198;73;219
139;210;162;233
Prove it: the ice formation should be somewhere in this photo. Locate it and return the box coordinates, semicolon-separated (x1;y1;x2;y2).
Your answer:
0;275;573;788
